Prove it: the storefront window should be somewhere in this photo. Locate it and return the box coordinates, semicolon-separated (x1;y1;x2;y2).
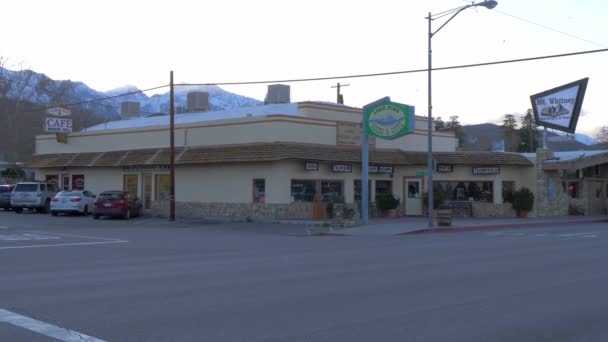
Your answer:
124;174;138;196
354;180;372;202
155;174;170;201
291;180;317;202
321;180;343;201
253;179;265;203
375;180;392;202
436;181;494;203
72;175;85;190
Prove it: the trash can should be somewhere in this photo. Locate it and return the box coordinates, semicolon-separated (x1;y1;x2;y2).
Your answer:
437;204;453;226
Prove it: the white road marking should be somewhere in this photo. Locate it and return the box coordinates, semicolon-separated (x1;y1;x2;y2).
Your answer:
0;240;128;250
0;233;61;241
558;232;599;237
0;226;8;229
29;230;123;241
0;308;106;342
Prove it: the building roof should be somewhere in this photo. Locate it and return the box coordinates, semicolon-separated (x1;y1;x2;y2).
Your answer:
539;150;608;170
85;103;299;132
27;142;533;169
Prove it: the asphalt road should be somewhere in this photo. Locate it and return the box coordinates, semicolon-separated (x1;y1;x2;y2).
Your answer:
1;210;607;341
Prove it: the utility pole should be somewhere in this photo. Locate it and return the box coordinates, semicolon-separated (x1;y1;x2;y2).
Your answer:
169;71;176;221
331;82;349;104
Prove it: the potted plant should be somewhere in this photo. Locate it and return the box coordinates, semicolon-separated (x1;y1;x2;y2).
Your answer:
422;188;444;215
377;193;400;218
512;187;534;218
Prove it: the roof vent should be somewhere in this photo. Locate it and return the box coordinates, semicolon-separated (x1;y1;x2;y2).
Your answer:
264;84;290;104
120;101;140;119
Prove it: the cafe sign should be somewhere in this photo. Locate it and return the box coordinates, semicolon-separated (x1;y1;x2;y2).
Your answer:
363;99;415;140
45;117;72;133
530;78;588;133
472;166;500;175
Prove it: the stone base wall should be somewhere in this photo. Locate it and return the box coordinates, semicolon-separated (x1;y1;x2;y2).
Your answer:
151;200;315;220
331;203;362;226
472;202;516;218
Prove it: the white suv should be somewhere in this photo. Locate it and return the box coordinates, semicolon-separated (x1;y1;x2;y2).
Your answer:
10;181;59;214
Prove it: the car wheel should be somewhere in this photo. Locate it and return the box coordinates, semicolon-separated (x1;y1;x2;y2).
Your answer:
124;209;131;220
93;214;99;220
51;211;58;216
83;205;89;216
14;207;23;214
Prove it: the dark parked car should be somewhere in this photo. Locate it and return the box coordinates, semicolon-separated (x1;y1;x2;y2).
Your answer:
0;184;15;210
93;191;142;220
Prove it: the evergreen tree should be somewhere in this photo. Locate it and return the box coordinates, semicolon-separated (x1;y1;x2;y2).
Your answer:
447;115;465;148
434;117;445;131
517;109;539;152
501;114;519;151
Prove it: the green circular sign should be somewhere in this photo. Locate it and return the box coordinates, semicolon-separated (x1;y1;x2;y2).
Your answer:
364;101;413;140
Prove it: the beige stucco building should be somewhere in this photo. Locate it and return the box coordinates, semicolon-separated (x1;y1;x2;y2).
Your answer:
29;100;607;220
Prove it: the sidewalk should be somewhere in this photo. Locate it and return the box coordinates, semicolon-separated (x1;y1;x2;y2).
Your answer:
326;215;608;236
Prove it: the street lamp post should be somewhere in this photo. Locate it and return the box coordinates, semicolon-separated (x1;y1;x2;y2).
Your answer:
426;0;497;228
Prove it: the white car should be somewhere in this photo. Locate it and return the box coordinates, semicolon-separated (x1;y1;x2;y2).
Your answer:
50;190;96;216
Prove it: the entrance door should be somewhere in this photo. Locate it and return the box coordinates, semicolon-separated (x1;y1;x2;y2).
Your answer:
587;180;605;215
405;178;423;216
142;174;152;210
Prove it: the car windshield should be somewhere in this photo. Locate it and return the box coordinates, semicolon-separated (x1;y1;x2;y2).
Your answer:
98;193;123;200
58;192;82;197
14;184;38;192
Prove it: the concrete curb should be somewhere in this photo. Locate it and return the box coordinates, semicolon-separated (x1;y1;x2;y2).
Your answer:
395;218;608;236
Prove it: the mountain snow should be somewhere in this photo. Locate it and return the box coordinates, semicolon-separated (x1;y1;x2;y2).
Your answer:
0;67;262;119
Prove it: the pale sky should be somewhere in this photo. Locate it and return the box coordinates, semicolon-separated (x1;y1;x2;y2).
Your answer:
1;0;606;136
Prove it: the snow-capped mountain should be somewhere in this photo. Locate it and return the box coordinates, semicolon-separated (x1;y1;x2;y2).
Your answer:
0;67;262;119
551;131;596;145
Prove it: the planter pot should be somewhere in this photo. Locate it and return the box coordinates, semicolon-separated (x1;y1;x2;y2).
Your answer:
517;210;528;218
387;209;397;218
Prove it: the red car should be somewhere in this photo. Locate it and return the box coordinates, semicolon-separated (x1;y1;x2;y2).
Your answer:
93;191;143;220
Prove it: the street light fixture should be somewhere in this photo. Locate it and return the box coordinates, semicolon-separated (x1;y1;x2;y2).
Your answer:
426;1;497;228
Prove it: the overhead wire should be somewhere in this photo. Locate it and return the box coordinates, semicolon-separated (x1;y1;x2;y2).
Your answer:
493;9;608;48
177;48;608;87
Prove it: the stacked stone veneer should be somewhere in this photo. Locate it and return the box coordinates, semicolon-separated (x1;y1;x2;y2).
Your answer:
152;200;315;220
472;202;516;218
535;149;587;217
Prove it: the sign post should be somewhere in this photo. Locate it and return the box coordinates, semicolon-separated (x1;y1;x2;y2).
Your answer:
361;97;416;224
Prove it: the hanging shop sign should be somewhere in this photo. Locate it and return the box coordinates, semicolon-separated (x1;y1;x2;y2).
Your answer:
472;166;500;175
369;165;393;174
304;161;319;171
530;78;588;133
363;99;415;140
45;117;72;133
436;164;453;172
332;164;352;173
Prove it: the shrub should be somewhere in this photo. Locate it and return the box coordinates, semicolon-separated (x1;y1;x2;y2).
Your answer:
512;187;534;212
326;195;345;218
377;193;400;211
422;188;444;210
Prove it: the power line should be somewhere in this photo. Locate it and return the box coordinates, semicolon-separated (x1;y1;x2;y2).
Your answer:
6;84;169;115
177;48;608;87
493;9;608;48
